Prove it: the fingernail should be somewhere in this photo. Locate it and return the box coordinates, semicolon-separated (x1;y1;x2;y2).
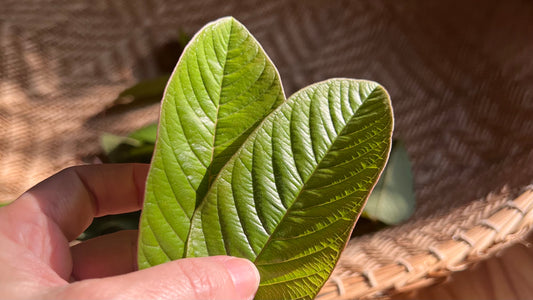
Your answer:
223;257;260;300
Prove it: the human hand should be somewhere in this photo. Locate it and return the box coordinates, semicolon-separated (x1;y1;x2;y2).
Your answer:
0;164;260;299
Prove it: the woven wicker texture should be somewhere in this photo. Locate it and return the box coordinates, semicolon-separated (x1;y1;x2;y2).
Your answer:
2;0;533;298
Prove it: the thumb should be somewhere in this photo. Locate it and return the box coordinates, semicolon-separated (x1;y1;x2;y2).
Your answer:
52;256;260;300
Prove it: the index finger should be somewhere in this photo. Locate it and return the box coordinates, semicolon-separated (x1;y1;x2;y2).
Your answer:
14;163;149;241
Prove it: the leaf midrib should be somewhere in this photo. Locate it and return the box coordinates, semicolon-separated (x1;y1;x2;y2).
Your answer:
252;84;382;268
182;20;233;257
183;83;287;257
183;20;285;258
207;20;234;188
183;21;290;258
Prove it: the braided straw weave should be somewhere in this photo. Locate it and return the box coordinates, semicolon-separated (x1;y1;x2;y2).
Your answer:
2;0;533;298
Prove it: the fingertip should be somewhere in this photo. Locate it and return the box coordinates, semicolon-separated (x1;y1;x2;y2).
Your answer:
218;257;260;300
57;255;261;300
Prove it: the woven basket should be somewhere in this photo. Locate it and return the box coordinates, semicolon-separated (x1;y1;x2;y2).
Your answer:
2;1;533;298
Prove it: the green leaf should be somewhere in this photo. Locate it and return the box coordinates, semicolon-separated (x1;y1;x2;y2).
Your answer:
117;75;170;104
100;133;142;155
100;123;158;163
363;141;415;225
128;123;158;144
102;75;170;115
100;123;157;155
138;17;285;265
78;211;140;241
105;143;155;164
0;201;12;208
184;79;392;299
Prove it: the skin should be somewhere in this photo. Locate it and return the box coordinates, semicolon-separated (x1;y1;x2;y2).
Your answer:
0;164;259;299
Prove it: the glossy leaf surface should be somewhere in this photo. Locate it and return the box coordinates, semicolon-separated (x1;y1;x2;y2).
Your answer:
185;79;392;299
138;17;284;266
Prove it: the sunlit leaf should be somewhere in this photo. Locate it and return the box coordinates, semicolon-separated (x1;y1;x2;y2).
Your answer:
138;16;285;265
185;79;393;299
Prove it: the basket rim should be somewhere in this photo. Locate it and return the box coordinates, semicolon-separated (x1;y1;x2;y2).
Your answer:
317;188;533;299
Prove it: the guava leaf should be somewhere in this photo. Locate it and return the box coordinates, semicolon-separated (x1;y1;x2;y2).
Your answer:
184;79;393;299
363;141;415;224
138;17;285;266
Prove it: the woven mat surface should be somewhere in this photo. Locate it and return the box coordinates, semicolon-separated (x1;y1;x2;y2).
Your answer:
2;0;533;296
